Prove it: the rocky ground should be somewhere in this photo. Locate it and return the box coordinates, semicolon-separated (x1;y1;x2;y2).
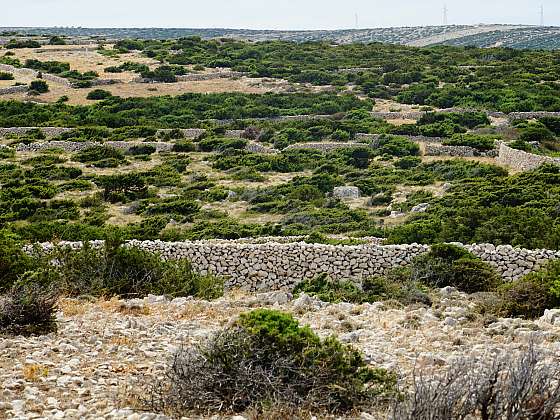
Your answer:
2;289;559;419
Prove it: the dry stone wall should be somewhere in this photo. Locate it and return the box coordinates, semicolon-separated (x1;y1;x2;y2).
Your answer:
425;144;476;157
507;112;560;121
0;127;73;138
0;64;71;86
25;240;560;291
497;142;560;171
15;140;174;153
0;85;29;95
284;142;373;152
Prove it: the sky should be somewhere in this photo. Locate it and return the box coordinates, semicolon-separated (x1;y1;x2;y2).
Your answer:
3;0;560;29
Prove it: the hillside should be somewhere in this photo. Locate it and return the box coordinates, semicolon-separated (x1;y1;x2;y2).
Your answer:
3;24;560;49
1;31;560;419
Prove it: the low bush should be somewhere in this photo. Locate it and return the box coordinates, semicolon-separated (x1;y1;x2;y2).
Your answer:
442;133;496;151
294;271;431;306
29;80;49;93
126;144;156;156
0;279;58;336
41;241;223;299
171;140;195;152
410;244;501;293
0;71;14;80
148;309;396;415
496;259;560;319
0;233;34;292
73;145;126;167
86;89;112;100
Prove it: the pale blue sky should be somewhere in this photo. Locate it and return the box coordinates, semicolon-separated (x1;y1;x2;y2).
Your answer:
3;0;560;29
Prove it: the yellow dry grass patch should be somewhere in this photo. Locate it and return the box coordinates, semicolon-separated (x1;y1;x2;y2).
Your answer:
176;301;241;323
59;298;90;317
23;364;50;382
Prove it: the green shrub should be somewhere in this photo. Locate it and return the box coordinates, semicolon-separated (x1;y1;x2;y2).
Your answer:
0;233;35;292
29;80;49;93
395;156;421;169
86;89;112;100
294;272;431;306
0;279;58;336
43;242;223;299
171;140;195;152
410;243;501;293
73;145;126;167
198;137;247;152
442;134;496;151
149;309;396;415
377;136;420;157
97;173;148;202
294;273;363;303
496;260;560;319
230;167;266;182
126;144;156;156
0;72;14;80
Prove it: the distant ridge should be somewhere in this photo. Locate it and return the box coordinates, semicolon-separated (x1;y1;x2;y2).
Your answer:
2;24;560;49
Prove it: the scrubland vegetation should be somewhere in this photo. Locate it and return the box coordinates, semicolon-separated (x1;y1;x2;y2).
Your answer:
1;31;560;419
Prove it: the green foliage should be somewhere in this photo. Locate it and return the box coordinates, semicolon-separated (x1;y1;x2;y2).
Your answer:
6;39;41;49
0;72;14;80
97;173;147;202
29;80;49;93
497;260;560;319
73;146;126;167
442;134;496;151
410;244;501;293
377;136;420;157
294;272;431;306
86;89;112;100
198;137;247;152
42;242;223;299
25;59;70;74
153;308;396;415
0;232;34;292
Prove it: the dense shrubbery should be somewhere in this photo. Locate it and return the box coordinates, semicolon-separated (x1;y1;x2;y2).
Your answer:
409;244;501;293
37;242;222;299
0;93;371;128
73;145;126;167
149;309;396;415
0;72;14;80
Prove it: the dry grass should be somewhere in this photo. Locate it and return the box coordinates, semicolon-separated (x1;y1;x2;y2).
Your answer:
59;298;90;317
23;364;50;382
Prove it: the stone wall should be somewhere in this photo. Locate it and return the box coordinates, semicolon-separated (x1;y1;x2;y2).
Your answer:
245;141;279;154
425;144;476;157
25;240;560;291
0;63;72;86
156;128;206;139
0;127;73;138
0;85;29;95
284;142;373;152
15;140;174;153
497;142;560;172
507;112;560;121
